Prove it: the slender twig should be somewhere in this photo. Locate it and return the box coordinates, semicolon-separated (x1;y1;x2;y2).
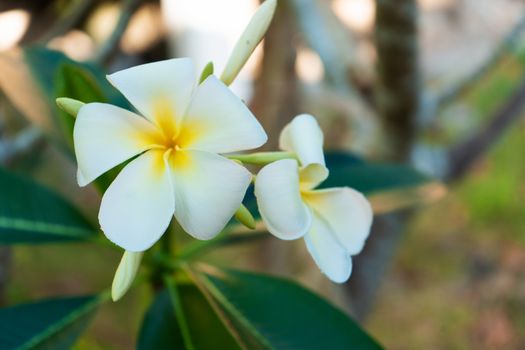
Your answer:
0;127;45;166
446;76;525;180
289;0;374;106
93;0;142;64
289;0;381;155
39;0;96;44
437;12;525;108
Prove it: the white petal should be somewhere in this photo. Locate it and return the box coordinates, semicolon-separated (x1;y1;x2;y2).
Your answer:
304;213;352;283
74;103;160;186
107;58;195;128
99;151;174;252
177;75;267;153
280;114;328;188
303;188;373;255
170;150;252;240
254;159;312;240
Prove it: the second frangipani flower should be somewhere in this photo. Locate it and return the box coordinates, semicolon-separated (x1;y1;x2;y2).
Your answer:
254;114;373;283
74;58;267;252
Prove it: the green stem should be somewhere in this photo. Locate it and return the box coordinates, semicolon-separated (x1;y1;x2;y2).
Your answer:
164;275;195;350
227;151;298;165
176;230;267;261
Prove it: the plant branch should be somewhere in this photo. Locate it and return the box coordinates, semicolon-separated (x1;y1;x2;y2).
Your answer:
227;151;297;165
39;0;96;44
289;0;379;119
0;127;45;168
93;0;142;64
446;76;525;180
437;12;525;108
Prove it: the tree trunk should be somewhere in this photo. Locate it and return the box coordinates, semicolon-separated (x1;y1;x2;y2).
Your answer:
346;0;421;320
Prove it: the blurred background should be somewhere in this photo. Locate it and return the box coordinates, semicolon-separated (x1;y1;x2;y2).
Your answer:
1;0;525;348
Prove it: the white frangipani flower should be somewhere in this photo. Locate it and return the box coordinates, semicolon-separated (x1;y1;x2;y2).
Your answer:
254;114;372;283
74;58;267;252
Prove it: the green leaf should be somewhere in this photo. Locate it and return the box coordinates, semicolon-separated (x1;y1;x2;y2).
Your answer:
0;294;104;350
191;266;383;350
323;151;430;194
23;47;129;152
0;167;97;244
23;47;132;193
24;47;128;109
54;63;107;148
138;284;241;350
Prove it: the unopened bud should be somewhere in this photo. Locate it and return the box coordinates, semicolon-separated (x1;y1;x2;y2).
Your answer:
220;0;277;85
56;97;85;118
111;250;143;302
199;61;214;84
234;204;256;229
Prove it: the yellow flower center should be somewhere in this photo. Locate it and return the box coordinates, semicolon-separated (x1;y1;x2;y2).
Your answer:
151;97;180;151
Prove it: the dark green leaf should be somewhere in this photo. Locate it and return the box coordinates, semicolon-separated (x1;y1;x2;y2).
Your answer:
138;284;241;350
192;266;383;350
0;294;104;350
23;46;128;153
24;47;133;193
0;167;97;244
54;63;107;148
24;47;128;109
323;151;430;194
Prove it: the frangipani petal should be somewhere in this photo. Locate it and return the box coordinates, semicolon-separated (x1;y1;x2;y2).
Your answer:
304;213;352;283
99;151;174;252
178;75;267;153
279;114;328;188
303;188;373;255
299;164;330;191
254;159;312;240
74;103;161;186
107;58;195;131
170;150;252;240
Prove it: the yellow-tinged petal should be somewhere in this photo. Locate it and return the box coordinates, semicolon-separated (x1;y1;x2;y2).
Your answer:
112;251;143;301
254;159;312;240
170;150;252;240
178;75;267;153
303;187;373;255
304;213;352;283
74;103;161;186
279;114;328;189
99;150;174;252
107;58;195;132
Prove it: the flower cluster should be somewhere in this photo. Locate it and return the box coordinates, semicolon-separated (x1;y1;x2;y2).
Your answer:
255;115;372;283
58;0;373;300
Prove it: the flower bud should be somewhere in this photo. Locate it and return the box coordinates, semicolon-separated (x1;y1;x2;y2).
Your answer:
199;61;214;84
234;204;256;229
220;0;277;86
111;250;143;302
56;97;84;118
